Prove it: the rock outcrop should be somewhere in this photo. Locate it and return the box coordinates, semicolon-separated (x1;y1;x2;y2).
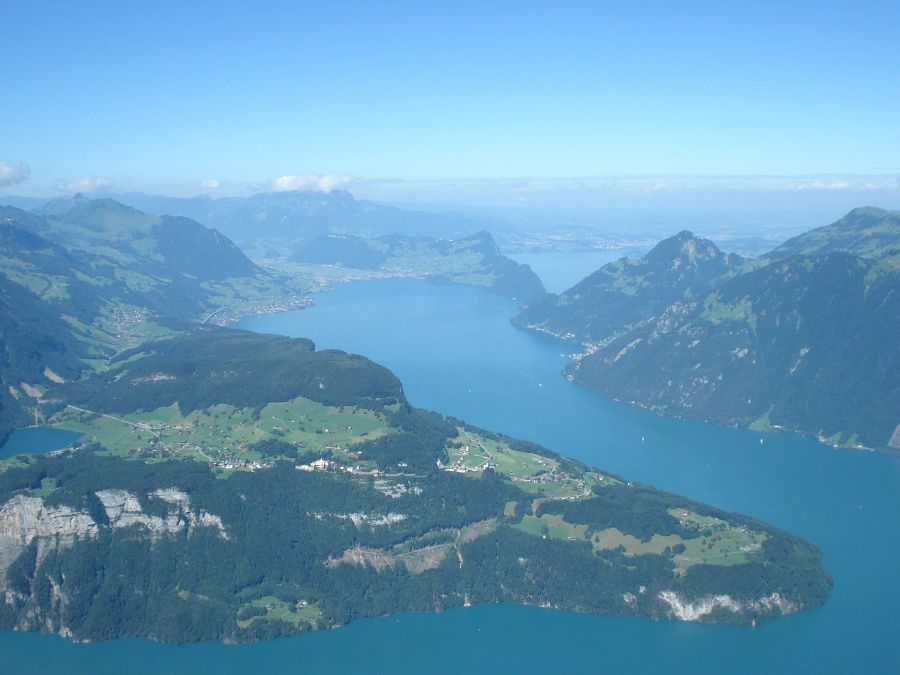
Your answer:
0;488;227;589
658;590;798;621
95;488;226;539
0;495;98;579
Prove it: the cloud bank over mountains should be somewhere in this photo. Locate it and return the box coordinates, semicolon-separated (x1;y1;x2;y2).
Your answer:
54;177;111;193
272;174;351;192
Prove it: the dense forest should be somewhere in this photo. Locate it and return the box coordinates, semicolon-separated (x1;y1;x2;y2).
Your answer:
0;330;831;643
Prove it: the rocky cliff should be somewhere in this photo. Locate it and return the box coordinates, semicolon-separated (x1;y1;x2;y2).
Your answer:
0;488;225;590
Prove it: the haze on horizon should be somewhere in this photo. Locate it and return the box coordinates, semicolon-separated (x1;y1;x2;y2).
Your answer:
2;1;899;221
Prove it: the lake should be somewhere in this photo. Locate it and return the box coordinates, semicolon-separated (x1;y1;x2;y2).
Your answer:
2;278;898;673
0;427;81;460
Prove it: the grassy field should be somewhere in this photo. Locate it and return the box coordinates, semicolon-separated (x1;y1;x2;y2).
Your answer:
591;509;768;571
592;527;683;556
30;476;58;497
50;395;391;468
515;514;588;541
442;429;596;499
669;508;768;569
236;596;321;630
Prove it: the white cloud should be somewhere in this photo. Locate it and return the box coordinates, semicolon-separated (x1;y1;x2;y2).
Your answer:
0;160;31;188
272;174;351;192
201;179;220;189
55;176;111;193
791;181;853;191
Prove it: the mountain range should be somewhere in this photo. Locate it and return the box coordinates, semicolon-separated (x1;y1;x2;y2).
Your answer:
514;207;900;451
76;190;501;252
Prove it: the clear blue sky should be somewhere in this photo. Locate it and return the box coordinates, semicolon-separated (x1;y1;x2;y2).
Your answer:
2;0;899;196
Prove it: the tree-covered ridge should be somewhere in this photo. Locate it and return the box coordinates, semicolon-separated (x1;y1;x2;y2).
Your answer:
289;231;545;301
55;329;404;415
0;330;830;642
512;208;900;451
514;231;742;342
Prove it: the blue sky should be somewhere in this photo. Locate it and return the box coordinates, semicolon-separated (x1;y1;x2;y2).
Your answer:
2;0;899;202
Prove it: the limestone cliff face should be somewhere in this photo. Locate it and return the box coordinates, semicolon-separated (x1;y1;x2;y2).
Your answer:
95;488;227;539
657;590;798;622
0;495;98;579
0;488;226;591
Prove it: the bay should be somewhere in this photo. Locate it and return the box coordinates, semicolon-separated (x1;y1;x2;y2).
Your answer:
3;277;898;673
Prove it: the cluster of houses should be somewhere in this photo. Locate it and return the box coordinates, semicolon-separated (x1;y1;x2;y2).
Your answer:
213;458;272;471
436;444;496;473
296;458;334;472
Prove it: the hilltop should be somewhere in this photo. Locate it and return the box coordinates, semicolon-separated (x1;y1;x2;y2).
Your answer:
514;231;743;342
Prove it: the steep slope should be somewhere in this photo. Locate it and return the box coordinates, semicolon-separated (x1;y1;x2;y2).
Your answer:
514;231;742;342
0;201;303;442
290;231;545;300
31;196;261;281
765;206;900;261
0;222;118;441
512;208;900;451
569;251;900;450
153;215;258;281
0;330;830;643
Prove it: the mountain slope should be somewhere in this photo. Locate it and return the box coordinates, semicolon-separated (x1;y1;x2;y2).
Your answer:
0;200;303;443
513;208;900;451
514;231;742;342
153;215;258;281
765;207;900;261
569;251;900;449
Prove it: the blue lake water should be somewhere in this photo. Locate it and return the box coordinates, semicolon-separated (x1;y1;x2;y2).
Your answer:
0;427;81;460
2;278;899;673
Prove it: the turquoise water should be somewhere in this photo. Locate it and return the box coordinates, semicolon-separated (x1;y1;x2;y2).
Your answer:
0;427;81;460
2;278;898;673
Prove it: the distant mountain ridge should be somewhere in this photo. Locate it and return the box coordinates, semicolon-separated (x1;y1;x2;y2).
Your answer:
78;189;501;250
290;230;546;300
513;208;900;451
